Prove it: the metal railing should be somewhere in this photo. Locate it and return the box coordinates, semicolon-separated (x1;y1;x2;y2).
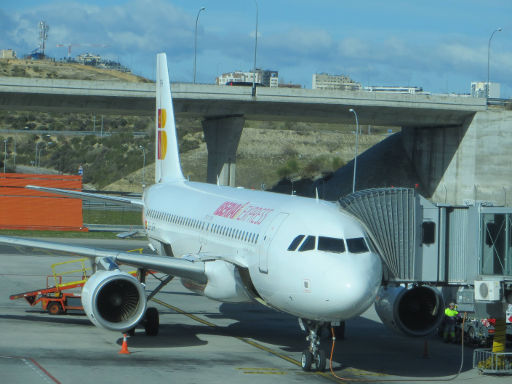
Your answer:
473;348;512;374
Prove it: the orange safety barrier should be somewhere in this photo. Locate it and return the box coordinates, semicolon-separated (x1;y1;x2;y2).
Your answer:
0;173;87;231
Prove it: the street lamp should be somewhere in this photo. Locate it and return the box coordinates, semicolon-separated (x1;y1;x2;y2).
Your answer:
37;142;50;169
487;28;502;99
139;145;146;189
193;7;206;84
251;0;259;97
349;108;360;194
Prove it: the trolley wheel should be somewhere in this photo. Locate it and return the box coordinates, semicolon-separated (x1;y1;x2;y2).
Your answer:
47;302;62;315
466;326;475;346
301;350;313;371
144;307;159;336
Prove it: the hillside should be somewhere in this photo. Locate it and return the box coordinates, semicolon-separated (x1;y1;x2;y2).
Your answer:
0;58;151;82
0;59;392;192
104;125;388;193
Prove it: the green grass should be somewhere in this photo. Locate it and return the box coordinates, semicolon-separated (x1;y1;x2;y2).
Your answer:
0;209;143;239
0;229;123;239
83;209;142;225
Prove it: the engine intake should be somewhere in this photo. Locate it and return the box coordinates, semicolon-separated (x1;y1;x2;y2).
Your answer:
375;285;444;337
81;270;146;332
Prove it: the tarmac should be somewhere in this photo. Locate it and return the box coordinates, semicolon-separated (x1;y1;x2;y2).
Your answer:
0;238;511;384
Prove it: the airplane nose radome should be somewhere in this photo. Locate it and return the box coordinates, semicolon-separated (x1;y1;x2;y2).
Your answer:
327;253;382;319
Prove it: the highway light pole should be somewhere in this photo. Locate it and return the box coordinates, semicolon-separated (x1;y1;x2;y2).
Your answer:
193;6;206;84
349;108;360;194
251;0;259;97
139;145;146;189
487;28;502;99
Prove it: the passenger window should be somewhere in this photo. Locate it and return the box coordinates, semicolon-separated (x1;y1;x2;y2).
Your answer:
288;235;305;251
299;236;316;252
346;238;369;253
318;236;345;253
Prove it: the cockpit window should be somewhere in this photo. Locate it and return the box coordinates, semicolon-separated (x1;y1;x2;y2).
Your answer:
346;237;369;253
287;235;305;251
298;236;316;252
318;236;346;253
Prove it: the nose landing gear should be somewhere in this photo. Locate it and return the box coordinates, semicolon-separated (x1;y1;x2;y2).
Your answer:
300;320;327;372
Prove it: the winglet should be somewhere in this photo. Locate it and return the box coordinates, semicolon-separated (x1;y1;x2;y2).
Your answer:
155;53;185;183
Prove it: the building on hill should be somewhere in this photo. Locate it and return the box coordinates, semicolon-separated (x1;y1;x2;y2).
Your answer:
0;49;17;59
74;53;131;72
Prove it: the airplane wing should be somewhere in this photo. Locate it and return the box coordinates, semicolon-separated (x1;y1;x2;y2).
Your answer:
26;185;144;207
0;235;206;283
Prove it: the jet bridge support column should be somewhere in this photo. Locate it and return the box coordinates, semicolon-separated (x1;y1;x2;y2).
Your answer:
202;115;244;187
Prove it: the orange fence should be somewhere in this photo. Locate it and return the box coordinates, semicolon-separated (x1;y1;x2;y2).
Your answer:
0;173;87;231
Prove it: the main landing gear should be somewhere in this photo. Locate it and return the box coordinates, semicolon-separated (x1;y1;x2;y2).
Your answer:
299;320;327;372
127;269;174;337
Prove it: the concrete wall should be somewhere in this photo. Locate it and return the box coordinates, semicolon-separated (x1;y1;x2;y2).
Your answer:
403;109;512;205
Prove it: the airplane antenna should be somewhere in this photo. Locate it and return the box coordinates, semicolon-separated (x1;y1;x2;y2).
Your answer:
315;187;319;202
216;175;220;186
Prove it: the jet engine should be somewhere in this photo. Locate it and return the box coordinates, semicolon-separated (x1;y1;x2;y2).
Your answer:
81;270;147;332
375;285;445;337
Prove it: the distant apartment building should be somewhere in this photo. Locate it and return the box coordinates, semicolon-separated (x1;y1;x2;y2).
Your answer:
0;49;16;59
312;73;361;90
76;53;101;65
471;81;500;98
217;69;279;87
364;85;425;94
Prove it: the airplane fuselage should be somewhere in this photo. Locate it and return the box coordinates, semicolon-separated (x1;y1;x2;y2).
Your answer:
143;180;382;322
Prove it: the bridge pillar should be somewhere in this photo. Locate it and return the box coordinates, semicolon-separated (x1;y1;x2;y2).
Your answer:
402;109;512;205
202;115;244;186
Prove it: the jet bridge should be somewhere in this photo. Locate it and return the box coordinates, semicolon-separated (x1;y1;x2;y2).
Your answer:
338;188;512;295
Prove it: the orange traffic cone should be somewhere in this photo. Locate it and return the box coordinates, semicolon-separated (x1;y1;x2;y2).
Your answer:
119;334;130;354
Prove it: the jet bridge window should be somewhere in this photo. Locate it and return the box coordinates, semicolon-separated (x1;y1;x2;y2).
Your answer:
422;222;436;244
298;236;316;252
346;237;369;253
318;236;345;253
288;235;305;251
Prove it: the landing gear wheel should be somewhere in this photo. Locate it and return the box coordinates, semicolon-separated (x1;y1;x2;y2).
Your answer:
144;307;159;336
127;328;135;337
301;350;313;371
314;350;326;371
47;302;62;315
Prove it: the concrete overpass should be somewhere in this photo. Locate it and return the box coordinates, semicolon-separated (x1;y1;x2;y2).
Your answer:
0;76;485;126
2;76;510;206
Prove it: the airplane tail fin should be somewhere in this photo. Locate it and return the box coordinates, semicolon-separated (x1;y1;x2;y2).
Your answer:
155;53;185;183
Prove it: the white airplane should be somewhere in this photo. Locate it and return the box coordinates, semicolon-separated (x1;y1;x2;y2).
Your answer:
0;53;444;372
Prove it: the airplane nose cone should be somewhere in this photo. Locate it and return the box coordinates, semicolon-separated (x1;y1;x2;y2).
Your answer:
326;253;382;319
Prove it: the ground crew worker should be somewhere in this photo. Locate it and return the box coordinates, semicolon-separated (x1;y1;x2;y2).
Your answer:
443;302;459;342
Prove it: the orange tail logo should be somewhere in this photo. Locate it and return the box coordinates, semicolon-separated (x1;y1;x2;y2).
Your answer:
157;108;167;160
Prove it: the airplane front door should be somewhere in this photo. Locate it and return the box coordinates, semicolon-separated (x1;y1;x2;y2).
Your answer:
259;212;288;273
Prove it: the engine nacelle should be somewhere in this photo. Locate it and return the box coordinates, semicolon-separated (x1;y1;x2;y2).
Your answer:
181;260;252;303
82;270;147;332
375;285;445;337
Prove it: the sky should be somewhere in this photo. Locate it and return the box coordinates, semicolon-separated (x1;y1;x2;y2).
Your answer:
2;0;512;97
